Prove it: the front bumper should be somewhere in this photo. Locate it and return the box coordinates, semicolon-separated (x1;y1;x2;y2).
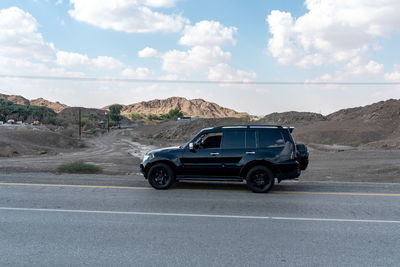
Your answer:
140;164;147;178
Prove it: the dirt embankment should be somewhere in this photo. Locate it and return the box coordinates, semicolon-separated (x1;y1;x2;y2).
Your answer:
1;125;400;182
0;125;83;157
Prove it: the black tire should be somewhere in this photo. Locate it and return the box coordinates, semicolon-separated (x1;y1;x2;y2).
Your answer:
147;163;175;190
246;166;275;193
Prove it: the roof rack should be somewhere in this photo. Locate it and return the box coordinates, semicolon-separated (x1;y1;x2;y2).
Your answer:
212;125;287;129
199;125;295;132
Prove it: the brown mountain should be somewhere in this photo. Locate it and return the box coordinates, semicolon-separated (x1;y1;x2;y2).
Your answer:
106;97;242;118
289;99;400;148
30;98;68;113
0;93;69;113
0;93;30;106
260;111;327;126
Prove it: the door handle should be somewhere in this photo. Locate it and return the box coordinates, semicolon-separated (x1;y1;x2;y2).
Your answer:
246;151;255;155
210;152;220;156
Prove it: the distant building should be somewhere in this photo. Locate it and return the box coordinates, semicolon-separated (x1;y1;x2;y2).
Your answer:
177;117;192;121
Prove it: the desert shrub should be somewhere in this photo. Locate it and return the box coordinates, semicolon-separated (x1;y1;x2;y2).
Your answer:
61;125;77;137
145;109;184;122
147;113;162;121
237;113;250;121
129;112;145;122
166;108;184;120
57;160;102;174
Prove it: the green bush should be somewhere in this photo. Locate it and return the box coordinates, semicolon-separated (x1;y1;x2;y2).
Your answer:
237;113;250;121
129;112;145;121
57;160;102;174
0;99;56;123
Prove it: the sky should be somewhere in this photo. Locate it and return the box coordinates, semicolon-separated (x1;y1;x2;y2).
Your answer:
0;0;400;115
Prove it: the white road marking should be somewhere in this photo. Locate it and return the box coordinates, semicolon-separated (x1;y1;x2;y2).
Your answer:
1;207;400;224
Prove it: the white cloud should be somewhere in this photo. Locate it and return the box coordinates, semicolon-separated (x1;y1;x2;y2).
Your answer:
121;67;152;78
0;7;55;61
208;63;256;82
267;0;400;67
384;65;400;81
92;56;124;69
179;20;237;47
0;7;83;77
68;0;189;33
56;51;89;67
267;11;297;65
345;57;383;75
144;0;177;8
56;51;124;70
308;57;384;83
161;46;231;74
138;47;159;58
144;19;255;82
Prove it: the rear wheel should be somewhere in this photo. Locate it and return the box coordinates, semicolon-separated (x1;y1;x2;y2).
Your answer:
246;166;275;193
147;163;175;190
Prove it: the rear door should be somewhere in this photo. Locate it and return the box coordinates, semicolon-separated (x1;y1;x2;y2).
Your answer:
257;129;292;162
221;130;257;177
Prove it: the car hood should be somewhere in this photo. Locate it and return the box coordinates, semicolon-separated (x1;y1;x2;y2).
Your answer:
148;146;182;154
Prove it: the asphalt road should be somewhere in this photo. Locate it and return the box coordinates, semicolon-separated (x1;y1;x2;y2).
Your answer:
1;178;400;266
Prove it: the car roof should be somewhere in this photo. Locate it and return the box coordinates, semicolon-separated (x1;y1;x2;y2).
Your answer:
199;125;294;133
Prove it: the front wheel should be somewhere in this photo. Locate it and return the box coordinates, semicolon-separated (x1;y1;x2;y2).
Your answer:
246;166;275;193
147;163;175;190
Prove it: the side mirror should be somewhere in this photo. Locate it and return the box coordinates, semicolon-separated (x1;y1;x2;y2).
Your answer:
189;142;195;151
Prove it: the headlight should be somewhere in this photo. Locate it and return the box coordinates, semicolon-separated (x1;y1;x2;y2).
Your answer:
143;153;154;162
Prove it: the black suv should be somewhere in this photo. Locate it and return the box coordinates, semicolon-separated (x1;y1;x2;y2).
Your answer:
140;125;309;193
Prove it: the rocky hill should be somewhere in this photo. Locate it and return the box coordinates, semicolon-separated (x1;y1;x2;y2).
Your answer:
260;111;327;126
105;97;242;118
139;98;400;149
0;93;30;106
0;93;69;112
268;99;400;148
30;98;68;113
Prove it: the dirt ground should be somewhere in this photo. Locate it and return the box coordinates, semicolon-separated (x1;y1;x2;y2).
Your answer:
1;126;400;183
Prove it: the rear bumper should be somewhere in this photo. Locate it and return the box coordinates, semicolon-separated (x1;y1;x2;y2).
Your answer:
276;161;301;181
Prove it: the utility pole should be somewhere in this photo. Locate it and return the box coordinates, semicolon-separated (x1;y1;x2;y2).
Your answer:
78;108;82;139
105;111;110;133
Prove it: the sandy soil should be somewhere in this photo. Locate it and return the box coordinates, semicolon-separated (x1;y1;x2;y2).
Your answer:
1;127;400;182
0;129;155;175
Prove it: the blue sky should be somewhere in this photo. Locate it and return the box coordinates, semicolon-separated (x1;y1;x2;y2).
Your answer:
0;0;399;115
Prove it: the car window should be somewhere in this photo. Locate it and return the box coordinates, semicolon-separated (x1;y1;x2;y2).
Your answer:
195;132;222;149
222;130;245;149
245;131;257;148
258;129;285;148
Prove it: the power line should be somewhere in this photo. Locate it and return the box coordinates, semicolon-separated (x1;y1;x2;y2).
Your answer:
0;74;399;85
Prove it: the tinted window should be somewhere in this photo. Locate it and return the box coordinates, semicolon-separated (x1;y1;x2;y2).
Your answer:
222;131;245;149
258;129;285;148
281;129;292;142
196;132;222;149
245;131;256;148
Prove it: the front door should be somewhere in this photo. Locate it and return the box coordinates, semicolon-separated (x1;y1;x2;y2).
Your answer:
179;132;224;177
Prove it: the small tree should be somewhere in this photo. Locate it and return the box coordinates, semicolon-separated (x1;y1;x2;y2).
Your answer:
237;113;251;122
109;104;123;128
167;108;184;120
